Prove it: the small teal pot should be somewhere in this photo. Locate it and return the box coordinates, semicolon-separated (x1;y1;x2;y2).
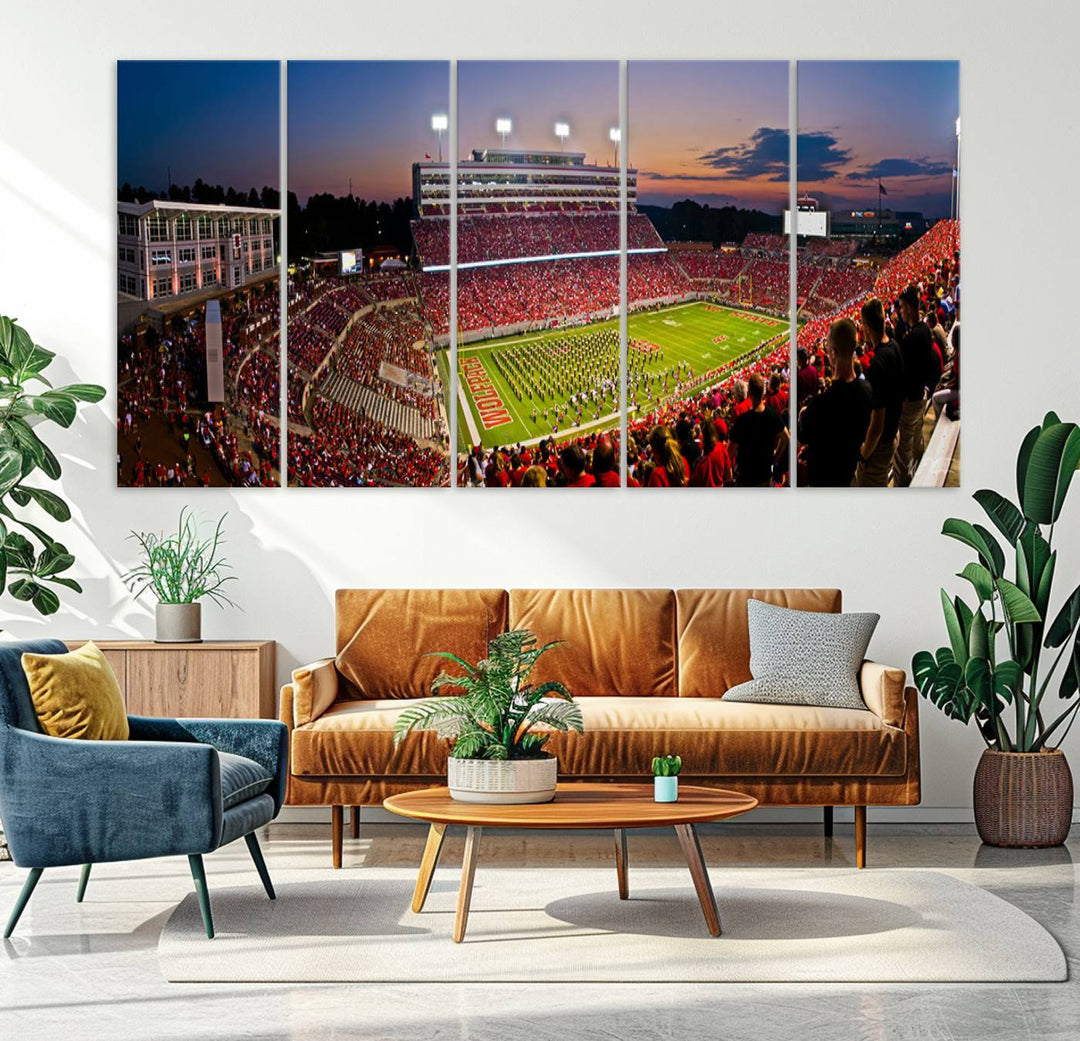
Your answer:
654;776;679;802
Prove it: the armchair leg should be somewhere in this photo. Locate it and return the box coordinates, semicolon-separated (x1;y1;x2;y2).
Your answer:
823;806;834;838
854;806;867;869
350;806;361;839
188;854;215;939
4;868;43;939
332;805;343;869
77;864;92;903
244;832;276;900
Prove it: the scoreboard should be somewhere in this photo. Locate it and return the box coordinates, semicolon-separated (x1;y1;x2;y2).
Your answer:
783;209;829;238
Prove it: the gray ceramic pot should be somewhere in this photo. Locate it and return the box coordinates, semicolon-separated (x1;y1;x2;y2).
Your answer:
155;602;202;643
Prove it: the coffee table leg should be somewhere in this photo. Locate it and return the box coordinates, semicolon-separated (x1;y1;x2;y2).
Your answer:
614;829;629;899
411;823;448;913
453;825;482;943
674;823;721;937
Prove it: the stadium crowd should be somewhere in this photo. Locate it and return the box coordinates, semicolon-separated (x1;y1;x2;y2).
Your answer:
795;220;960;487
117;282;281;487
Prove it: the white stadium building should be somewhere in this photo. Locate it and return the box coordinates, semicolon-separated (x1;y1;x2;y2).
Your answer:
117;199;279;303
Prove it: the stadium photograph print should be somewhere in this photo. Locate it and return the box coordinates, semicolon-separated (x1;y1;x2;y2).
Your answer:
117;60;281;488
794;60;960;489
627;61;791;488
286;61;451;487
455;60;623;489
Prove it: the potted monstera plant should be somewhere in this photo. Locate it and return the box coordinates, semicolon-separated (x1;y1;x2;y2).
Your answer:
913;411;1080;847
393;629;584;804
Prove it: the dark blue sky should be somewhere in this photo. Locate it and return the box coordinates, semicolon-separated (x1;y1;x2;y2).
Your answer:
117;61;279;192
798;61;960;216
288;61;448;204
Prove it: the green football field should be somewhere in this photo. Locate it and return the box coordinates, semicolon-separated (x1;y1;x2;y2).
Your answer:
450;301;787;451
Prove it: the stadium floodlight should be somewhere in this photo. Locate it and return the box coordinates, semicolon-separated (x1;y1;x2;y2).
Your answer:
554;121;570;150
955;116;961;138
496;117;512;148
431;113;448;162
609;126;621;167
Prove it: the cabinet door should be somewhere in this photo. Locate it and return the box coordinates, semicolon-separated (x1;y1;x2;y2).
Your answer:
125;650;261;718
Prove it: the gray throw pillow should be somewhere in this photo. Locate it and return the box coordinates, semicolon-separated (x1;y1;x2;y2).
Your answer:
722;599;879;711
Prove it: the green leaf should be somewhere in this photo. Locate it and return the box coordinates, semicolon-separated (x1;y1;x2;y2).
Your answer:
968;611;990;660
1016;423;1041;511
56;382;106;403
8;578;39;601
1021;420;1080;524
996;578;1042;625
958;562;994;603
30;391;77;428
19;486;71;522
31;585;59;615
941;588;968;666
1046;583;1080;648
44;574;82;593
973;488;1030;544
0;447;21;496
942;518;1005;576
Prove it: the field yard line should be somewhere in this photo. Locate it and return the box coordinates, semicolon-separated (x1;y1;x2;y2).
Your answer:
457;381;481;446
514;409;620;448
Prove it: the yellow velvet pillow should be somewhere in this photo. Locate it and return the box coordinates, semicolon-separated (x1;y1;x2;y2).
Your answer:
292;658;339;726
22;641;129;741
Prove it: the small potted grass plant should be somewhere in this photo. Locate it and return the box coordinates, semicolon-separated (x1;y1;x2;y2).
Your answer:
124;508;237;643
652;755;682;802
393;629;583;804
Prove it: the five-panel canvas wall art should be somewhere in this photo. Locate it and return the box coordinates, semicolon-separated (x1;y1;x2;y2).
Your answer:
116;60;960;490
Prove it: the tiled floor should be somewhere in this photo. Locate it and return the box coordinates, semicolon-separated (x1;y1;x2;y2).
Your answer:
1;822;1078;1040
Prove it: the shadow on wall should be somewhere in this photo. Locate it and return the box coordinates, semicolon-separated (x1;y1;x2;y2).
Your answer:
2;354;328;691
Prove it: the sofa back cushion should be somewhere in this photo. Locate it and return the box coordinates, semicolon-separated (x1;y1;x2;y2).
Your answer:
676;589;842;697
335;589;508;700
509;589;677;697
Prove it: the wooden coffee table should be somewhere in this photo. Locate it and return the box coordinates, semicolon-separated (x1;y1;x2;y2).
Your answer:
383;782;758;942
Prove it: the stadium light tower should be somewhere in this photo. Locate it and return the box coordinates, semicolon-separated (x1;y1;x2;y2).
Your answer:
496;117;512;148
431;113;448;163
609;126;621;168
555;121;570;151
953;115;961;221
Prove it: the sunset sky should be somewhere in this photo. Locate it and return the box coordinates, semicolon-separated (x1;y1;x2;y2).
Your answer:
119;60;960;219
458;61;619;167
117;62;279;192
288;61;448;204
798;61;960;216
629;61;789;212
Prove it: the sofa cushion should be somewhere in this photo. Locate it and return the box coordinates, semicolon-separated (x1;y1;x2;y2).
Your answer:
722;599;879;711
509;589;677;697
290;696;905;779
335;589;508;699
676;588;842;697
219;750;274;810
21;641;129;742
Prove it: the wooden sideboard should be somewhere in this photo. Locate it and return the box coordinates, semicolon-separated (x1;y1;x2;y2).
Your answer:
64;640;276;719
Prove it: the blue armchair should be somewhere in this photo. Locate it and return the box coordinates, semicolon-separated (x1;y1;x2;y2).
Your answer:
0;639;288;939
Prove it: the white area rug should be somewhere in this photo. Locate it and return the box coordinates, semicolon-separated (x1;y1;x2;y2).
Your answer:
158;867;1066;983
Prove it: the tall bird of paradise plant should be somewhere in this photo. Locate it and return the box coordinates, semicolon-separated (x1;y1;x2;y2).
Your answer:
913;412;1080;752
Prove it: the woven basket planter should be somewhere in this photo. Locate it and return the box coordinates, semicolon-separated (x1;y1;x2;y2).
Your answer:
973;749;1073;848
447;756;557;804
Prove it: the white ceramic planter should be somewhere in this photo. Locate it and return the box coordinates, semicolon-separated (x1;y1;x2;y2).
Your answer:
155;602;202;643
447;756;557;804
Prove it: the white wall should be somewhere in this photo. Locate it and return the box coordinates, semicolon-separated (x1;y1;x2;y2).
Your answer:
2;0;1079;821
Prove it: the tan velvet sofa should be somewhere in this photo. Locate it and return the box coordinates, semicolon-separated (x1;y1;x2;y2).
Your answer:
280;588;920;868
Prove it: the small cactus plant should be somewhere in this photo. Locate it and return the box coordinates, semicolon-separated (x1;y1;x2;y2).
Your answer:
652;754;682;777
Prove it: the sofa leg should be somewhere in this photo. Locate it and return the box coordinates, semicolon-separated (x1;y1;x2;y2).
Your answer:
244;833;276;900
4;868;43;939
188;854;214;939
332;805;344;869
854;806;867;869
76;864;92;903
350;806;361;839
823;806;834;839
